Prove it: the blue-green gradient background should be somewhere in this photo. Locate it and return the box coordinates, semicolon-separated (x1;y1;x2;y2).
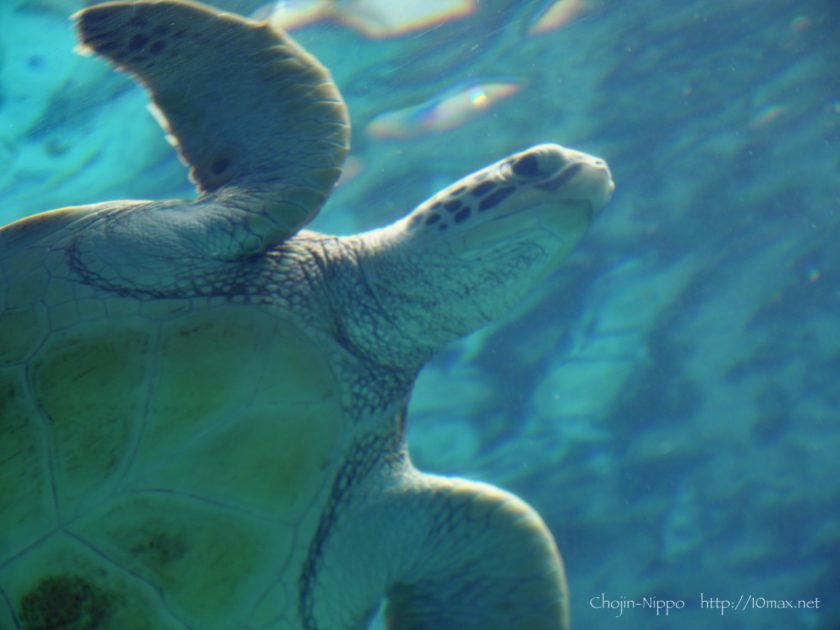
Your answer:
1;0;838;628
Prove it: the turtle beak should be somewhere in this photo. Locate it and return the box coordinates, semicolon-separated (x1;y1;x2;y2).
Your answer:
537;148;614;215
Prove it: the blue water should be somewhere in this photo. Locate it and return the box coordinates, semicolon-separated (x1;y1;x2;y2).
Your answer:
1;0;838;628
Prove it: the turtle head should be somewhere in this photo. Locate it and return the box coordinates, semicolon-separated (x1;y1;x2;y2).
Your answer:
407;143;613;255
349;143;613;365
405;144;614;247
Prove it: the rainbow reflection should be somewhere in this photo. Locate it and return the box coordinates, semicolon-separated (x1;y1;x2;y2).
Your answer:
267;0;477;37
749;104;788;129
263;0;332;31
368;82;522;139
529;0;591;35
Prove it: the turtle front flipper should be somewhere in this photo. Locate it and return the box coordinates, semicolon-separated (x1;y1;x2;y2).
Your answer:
385;475;569;629
75;0;350;257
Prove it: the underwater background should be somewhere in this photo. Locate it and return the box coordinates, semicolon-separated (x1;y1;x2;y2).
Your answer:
1;0;838;628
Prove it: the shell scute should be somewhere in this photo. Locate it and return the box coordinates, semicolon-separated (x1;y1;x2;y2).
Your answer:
0;533;182;629
0;367;54;564
72;493;285;627
31;322;153;517
0;307;47;364
133;307;342;517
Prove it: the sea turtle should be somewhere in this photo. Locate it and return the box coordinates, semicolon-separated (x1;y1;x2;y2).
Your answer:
0;1;613;628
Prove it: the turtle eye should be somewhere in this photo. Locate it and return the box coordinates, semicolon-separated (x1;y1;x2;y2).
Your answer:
511;153;541;178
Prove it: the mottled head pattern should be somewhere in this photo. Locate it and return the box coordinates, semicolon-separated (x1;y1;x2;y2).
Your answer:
409;144;613;235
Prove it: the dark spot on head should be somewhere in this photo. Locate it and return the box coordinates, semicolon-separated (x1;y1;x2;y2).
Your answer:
128;34;149;51
28;56;45;70
21;575;113;630
150;40;166;55
444;200;463;213
429;200;442;210
211;158;230;175
472;181;496;198
438;223;449;231
512;153;540;177
479;186;516;211
454;208;471;223
451;185;467;195
425;213;441;225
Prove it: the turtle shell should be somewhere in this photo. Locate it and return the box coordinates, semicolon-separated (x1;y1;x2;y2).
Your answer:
0;224;344;627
